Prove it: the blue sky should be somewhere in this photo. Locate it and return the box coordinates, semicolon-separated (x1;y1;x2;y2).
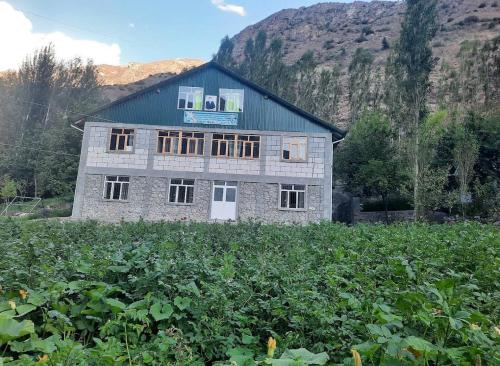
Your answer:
1;0;370;69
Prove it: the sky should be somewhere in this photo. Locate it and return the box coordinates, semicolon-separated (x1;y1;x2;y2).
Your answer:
1;0;374;71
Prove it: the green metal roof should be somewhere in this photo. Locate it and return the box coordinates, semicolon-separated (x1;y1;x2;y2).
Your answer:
76;61;346;139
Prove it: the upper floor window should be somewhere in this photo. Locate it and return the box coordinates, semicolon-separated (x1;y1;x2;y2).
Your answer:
104;176;129;201
157;130;205;156
109;128;134;152
211;133;260;159
219;89;244;112
178;86;203;110
280;184;305;210
282;136;307;161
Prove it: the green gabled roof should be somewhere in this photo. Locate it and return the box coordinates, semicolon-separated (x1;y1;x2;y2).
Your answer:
75;61;346;140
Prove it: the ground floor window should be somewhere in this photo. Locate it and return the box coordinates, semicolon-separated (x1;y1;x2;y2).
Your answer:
104;176;129;200
280;184;305;209
169;179;195;204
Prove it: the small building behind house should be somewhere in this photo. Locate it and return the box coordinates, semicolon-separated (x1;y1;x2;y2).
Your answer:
71;62;345;223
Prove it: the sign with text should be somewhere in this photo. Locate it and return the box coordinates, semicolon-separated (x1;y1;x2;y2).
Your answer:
184;111;238;126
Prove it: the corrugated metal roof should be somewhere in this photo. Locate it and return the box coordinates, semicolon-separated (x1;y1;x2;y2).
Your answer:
75;62;346;139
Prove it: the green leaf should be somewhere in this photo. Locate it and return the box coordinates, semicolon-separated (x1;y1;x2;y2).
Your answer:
403;336;437;356
105;298;127;313
227;347;255;366
150;303;174;321
0;318;34;344
174;296;191;311
15;304;36;317
280;348;329;365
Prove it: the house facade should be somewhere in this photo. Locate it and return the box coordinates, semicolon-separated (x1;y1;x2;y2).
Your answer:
71;62;345;223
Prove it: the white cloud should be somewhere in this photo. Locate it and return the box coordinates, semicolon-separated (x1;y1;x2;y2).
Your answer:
128;23;135;28
211;0;246;16
0;1;121;71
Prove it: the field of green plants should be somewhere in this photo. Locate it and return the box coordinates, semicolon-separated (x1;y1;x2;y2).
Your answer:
0;219;498;365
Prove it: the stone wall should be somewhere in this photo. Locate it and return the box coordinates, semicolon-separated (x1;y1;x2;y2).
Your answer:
79;175;324;224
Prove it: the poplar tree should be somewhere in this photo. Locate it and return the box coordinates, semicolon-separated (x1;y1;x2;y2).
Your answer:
393;0;438;220
348;48;374;124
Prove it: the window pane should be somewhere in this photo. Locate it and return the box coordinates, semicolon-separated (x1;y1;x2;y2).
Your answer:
118;135;125;150
178;97;186;109
226;181;237;186
172;137;179;154
127;135;134;147
282;184;293;190
157;137;164;153
171;179;182;185
280;191;288;208
186;186;194;203
109;134;117;150
181;138;188;154
283;149;290;160
219;97;226;111
118;176;130;182
178;186;186;203
121;183;129;200
188;139;196;154
197;140;204;155
112;184;121;200
226;188;236;202
227;141;235;157
105;182;112;199
294;185;305;191
289;191;297;209
107;176;117;181
214;187;224;201
253;143;260;158
250;136;260;142
183;179;195;185
211;141;218;156
298;192;305;208
165;139;171;154
245;143;252;157
214;180;225;186
187;99;193;109
169;186;177;202
220;141;227;156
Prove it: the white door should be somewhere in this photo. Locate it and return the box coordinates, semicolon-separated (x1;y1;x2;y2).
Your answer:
210;181;237;220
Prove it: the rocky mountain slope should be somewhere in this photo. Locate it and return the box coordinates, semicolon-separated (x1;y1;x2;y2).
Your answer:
97;59;204;101
231;0;499;70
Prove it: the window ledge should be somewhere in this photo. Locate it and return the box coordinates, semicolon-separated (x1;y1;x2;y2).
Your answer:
211;156;260;160
106;150;135;154
102;199;130;203
167;202;195;206
278;207;307;212
280;159;308;163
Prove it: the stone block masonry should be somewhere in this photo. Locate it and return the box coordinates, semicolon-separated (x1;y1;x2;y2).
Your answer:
73;122;334;223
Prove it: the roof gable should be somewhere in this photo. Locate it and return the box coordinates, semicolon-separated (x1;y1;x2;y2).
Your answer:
77;62;345;139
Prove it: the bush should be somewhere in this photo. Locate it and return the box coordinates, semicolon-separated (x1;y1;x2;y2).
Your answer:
361;25;374;35
382;37;390;50
479;2;487;8
362;196;413;212
355;34;368;43
0;220;498;365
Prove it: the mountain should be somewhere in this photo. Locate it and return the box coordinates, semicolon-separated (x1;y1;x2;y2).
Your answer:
230;0;499;69
97;59;204;101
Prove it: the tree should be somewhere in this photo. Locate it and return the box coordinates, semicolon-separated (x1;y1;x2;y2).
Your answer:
0;176;18;204
335;112;407;223
0;45;102;197
392;0;438;220
348;48;374;124
382;37;390;50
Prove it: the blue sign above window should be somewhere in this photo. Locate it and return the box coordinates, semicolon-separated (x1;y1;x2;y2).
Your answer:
184;111;238;126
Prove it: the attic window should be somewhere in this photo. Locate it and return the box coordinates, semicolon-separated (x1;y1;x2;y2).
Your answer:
219;89;244;112
178;86;203;110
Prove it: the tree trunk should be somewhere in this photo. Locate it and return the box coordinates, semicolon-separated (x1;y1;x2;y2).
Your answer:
413;92;421;222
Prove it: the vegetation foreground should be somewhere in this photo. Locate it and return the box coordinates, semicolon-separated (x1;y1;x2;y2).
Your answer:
0;220;498;365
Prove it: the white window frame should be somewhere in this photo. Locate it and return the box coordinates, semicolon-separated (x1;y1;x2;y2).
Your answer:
169;179;195;204
108;128;135;152
157;130;205;156
178;86;204;110
279;184;306;211
282;136;308;162
219;88;244;112
103;176;130;201
211;133;260;159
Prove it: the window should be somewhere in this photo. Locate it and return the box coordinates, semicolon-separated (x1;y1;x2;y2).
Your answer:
219;89;244;112
282;136;307;161
178;86;203;110
169;179;195;204
109;128;134;151
157;131;205;155
211;133;260;159
280;184;306;210
104;176;130;201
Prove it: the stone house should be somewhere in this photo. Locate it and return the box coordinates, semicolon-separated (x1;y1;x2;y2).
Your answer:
71;62;345;223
